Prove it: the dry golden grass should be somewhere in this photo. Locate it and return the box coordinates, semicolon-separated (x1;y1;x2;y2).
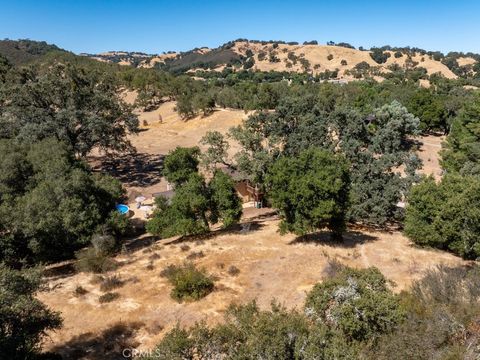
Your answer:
230;41;457;79
49;95;455;357
40;209;464;356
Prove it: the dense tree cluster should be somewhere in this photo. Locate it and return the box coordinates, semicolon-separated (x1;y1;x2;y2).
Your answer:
441;93;480;175
0;63;139;156
1;38;480;357
0;264;62;359
405;175;480;259
146;147;242;237
209;98;421;227
0;139;125;266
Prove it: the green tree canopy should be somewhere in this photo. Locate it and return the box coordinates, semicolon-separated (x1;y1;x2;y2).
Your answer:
404;174;480;259
0;138;125;265
162;146;200;186
441;93;480;175
0;263;62;359
147;173;211;238
267;148;350;240
0;63;139;156
305;266;405;341
208;170;243;228
148;150;242;238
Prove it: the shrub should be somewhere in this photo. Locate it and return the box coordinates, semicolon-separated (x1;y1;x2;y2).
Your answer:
147;301;357;359
99;275;124;292
327;54;334;61
186;251;205;260
99;292;120;303
74;286;88;296
162;263;214;302
180;244;191;252
227;265;240;276
74;247;117;273
341;59;347;66
90;233;117;255
305;267;405;341
371;265;480;359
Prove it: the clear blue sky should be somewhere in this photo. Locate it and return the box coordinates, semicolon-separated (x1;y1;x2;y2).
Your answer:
1;0;479;54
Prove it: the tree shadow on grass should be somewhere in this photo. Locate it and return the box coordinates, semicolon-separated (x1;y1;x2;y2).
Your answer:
90;152;164;187
165;221;268;246
48;321;144;360
289;230;378;249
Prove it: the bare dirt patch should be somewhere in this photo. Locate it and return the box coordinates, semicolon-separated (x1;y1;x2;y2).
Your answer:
417;134;444;180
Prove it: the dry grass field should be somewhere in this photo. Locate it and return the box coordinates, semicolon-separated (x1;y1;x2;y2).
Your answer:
42;99;458;358
40;210;464;357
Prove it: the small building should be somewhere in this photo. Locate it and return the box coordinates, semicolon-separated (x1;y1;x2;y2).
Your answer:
152;168;265;208
218;166;264;208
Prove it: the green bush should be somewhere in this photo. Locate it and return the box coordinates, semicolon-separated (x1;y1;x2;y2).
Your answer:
99;275;124;292
404;174;480;259
98;292;120;303
74;247;117;273
305;266;405;341
90;234;117;255
161;263;214;302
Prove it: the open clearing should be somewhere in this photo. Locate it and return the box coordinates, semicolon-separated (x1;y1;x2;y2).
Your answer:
40;209;464;357
43;102;459;357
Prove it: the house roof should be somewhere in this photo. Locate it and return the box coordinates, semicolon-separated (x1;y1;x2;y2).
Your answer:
217;165;248;181
152;189;175;200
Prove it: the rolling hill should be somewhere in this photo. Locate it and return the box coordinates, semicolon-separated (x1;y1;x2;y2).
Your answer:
0;39;68;65
85;39;480;80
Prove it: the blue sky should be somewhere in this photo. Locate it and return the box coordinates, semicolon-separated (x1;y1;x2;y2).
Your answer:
1;0;479;54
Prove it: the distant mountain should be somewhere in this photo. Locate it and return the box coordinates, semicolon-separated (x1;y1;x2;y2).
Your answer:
0;39;68;65
88;39;480;80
